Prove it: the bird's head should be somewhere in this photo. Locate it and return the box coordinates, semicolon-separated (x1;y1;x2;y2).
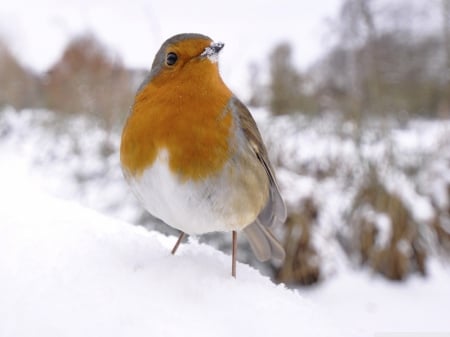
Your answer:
141;33;225;89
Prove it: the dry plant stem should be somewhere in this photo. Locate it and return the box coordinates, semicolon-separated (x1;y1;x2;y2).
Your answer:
171;232;186;255
232;230;237;278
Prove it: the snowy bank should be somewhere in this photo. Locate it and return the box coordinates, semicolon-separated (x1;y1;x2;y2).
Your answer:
0;177;347;337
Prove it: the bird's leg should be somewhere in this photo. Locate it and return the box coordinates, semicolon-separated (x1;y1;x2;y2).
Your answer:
232;230;237;278
171;232;186;255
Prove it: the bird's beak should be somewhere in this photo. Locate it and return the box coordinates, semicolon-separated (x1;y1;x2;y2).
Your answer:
201;41;225;62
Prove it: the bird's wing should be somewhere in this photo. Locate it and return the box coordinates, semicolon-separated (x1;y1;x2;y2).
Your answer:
231;97;287;227
230;97;286;261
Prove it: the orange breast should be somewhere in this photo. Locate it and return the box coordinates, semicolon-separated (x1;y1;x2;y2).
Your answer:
120;62;234;181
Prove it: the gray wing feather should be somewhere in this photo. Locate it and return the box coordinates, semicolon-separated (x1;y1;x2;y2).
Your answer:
231;97;286;261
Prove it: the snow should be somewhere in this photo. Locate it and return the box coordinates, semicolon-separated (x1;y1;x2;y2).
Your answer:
372;211;392;249
0;147;348;337
302;261;450;336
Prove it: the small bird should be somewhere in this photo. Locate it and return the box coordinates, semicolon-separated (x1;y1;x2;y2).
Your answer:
120;33;286;277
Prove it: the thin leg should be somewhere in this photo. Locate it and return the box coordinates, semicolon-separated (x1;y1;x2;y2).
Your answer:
171;232;186;255
232;230;237;278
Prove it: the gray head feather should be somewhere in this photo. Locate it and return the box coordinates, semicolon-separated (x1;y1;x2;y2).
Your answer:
137;33;212;93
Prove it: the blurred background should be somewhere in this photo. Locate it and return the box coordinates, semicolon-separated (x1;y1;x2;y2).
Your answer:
1;0;449;330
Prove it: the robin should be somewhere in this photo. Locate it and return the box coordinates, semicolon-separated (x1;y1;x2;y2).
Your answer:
120;33;286;277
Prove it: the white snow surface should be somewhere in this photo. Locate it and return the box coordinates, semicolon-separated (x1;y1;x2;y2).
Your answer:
302;261;450;336
0;148;348;337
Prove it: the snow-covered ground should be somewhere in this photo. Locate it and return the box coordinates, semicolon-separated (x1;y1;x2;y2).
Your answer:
1;108;450;336
302;262;450;335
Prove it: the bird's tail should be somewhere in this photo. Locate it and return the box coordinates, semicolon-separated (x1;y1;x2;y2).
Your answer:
243;220;285;262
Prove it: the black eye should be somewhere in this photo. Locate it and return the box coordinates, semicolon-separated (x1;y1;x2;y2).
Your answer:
166;52;178;66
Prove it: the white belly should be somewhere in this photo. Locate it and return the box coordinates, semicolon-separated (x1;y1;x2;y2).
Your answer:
126;150;262;235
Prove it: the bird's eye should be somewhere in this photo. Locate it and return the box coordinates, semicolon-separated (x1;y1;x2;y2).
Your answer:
166;52;178;66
